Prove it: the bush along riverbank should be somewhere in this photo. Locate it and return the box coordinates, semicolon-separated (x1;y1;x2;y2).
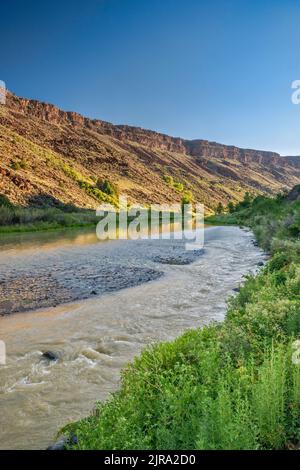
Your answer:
0;195;99;233
0;194;195;235
60;187;300;450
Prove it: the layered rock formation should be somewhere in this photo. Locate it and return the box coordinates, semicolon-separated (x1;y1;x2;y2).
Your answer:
1;91;300;211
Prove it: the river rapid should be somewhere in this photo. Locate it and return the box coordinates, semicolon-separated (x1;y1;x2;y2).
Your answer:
0;225;265;449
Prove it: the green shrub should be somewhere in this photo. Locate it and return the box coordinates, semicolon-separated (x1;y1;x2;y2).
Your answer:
216;202;224;214
0;195;13;208
10;159;27;170
96;179;118;197
163;175;174;186
0;202;98;231
164;175;185;193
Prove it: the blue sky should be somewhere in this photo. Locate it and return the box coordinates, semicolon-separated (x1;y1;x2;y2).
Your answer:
1;0;300;155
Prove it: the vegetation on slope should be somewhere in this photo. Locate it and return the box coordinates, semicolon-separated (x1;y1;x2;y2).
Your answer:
2;94;300;212
61;186;300;450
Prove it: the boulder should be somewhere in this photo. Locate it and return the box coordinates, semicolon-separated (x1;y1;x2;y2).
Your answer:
42;351;59;361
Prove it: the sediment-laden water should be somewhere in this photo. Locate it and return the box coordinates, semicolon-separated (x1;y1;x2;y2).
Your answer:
0;226;265;449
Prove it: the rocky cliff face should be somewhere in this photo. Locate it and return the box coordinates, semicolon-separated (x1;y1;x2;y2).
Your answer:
7;93;286;164
284;156;300;166
1;91;300;211
8;93;88;127
184;140;281;164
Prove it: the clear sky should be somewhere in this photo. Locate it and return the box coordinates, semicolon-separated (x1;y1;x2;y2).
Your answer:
1;0;300;155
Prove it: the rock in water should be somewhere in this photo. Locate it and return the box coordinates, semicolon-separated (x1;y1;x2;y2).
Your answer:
47;438;66;450
47;435;77;450
42;351;59;361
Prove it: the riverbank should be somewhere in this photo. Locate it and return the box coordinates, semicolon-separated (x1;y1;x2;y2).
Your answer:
60;188;300;450
0;220;97;234
0;196;98;234
0;198;183;235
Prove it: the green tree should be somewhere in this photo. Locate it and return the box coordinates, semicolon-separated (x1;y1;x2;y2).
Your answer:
163;175;174;186
227;201;235;213
96;179;118;197
216;202;224;214
241;192;252;208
